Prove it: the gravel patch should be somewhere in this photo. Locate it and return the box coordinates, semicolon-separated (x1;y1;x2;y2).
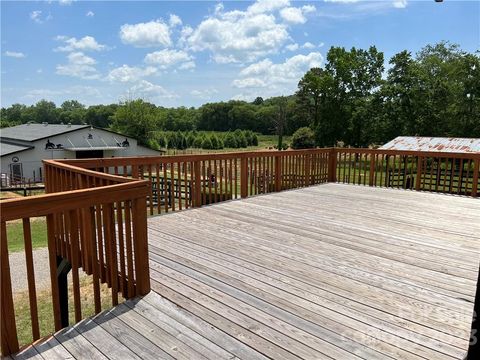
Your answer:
9;248;51;293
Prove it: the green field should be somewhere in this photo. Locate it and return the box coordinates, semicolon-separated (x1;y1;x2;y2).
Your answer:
6;218;48;253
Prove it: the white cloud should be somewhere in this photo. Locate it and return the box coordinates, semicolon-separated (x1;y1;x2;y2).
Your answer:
302;42;315;49
56;52;100;79
280;7;307;24
232;52;323;99
107;65;157;83
393;0;407;8
285;43;299;51
59;0;74;5
129;80;177;100
169;14;182;27
144;49;193;69
190;88;218;99
86;11;95;17
30;10;52;24
23;86;101;103
178;61;195;70
119;20;171;47
187;11;289;63
5;51;25;58
55;36;106;52
185;1;316;64
247;0;291;14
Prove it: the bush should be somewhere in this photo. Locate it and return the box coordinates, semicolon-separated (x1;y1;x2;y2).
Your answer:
291;127;316;149
193;135;203;148
234;130;248;148
210;134;220;149
251;133;259;146
201;136;213;149
223;132;237;148
186;132;196;148
157;134;166;148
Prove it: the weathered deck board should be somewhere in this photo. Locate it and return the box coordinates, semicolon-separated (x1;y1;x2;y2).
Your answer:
15;184;479;359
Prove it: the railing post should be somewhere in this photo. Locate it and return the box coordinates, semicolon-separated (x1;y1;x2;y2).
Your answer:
1;221;19;356
193;161;202;207
132;196;150;296
472;159;479;198
369;153;375;187
275;155;282;192
327;148;337;183
241;156;248;198
46;214;62;331
415;156;423;191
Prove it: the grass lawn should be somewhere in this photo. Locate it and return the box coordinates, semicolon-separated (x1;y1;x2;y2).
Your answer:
6;218;48;253
14;275;115;347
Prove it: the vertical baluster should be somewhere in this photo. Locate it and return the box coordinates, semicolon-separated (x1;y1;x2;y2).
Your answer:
125;200;135;297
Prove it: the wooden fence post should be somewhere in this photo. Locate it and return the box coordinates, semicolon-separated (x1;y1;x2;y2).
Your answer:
275;155;282;192
327;148;337;183
132;196;150;296
193;161;202;207
472;159;479;198
415;156;423;191
1;222;19;356
368;154;375;187
240;156;248;198
305;154;311;187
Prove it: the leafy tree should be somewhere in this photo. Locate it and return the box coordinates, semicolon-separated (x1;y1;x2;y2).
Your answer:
111;99;157;146
291;127;316;149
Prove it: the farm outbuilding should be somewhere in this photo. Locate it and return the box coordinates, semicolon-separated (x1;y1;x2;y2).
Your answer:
0;123;161;184
379;136;480;153
378;136;480;192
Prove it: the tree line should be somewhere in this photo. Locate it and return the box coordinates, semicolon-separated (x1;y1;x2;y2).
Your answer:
2;42;478;149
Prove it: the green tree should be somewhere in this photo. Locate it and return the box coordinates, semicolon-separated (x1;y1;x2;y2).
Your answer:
291;127;316;149
111;99;157;146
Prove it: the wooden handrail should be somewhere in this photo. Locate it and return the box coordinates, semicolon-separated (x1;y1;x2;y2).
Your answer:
1;160;151;356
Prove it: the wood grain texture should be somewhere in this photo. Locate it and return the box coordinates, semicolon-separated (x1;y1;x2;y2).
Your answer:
7;183;480;359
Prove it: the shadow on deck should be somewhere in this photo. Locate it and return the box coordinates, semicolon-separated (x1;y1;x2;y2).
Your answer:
11;183;480;360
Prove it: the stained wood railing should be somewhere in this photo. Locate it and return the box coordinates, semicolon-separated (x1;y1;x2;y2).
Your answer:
334;148;480;197
1;147;479;356
0;160;150;356
60;149;332;216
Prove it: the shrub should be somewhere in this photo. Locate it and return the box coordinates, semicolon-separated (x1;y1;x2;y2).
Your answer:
235;130;248;148
291;127;316;149
157;134;166;148
201;136;213;149
223;132;237;148
186;132;196;148
193;135;203;148
251;133;259;146
210;134;220;149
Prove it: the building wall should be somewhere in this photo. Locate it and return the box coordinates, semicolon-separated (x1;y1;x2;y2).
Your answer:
1;127;160;182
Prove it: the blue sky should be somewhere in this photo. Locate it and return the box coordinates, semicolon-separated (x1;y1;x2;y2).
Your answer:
1;0;479;108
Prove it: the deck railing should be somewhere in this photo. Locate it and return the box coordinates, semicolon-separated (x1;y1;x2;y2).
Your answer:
1;148;479;356
334;148;479;197
0;160;150;356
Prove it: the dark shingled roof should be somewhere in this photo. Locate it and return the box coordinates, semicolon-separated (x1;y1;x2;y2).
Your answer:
0;142;33;156
0;124;89;142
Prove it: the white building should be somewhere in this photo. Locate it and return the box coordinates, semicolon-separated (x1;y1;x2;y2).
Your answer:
0;123;161;183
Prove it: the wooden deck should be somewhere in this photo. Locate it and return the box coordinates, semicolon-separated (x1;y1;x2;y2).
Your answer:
11;184;480;359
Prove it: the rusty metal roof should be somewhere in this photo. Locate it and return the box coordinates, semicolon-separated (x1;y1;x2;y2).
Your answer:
379;136;480;153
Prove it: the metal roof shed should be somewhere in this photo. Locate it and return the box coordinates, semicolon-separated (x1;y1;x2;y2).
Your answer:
379;136;480;153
